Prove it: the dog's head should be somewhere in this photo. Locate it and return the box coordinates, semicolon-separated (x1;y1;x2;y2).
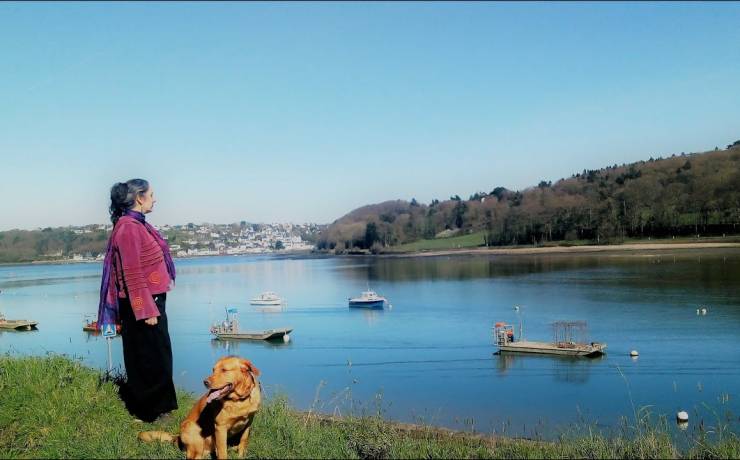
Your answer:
204;356;260;404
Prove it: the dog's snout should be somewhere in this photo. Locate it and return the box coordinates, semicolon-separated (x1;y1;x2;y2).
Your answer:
203;379;210;388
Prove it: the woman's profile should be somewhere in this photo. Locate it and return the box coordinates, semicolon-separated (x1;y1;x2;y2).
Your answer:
97;179;178;422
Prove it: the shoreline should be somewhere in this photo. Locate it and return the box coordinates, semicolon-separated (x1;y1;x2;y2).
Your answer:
3;242;740;267
0;249;315;267
380;242;740;258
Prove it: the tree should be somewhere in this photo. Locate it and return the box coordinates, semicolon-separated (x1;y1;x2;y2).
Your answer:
273;240;284;250
453;201;467;229
364;222;379;249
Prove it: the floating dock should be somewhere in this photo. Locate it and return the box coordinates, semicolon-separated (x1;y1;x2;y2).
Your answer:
0;319;38;331
493;320;606;357
213;327;293;341
210;307;292;341
497;340;606;357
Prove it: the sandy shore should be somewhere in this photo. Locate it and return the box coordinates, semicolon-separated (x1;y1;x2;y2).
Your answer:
384;242;740;258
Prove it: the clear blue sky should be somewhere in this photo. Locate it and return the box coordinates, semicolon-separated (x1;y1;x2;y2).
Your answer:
2;2;739;230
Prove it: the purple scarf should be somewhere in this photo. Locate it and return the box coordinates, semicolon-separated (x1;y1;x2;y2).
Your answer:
97;210;176;328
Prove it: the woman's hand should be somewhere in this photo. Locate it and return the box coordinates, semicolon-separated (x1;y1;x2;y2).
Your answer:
144;317;158;326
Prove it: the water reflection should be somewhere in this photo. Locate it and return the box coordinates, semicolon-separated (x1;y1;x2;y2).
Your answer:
329;249;740;286
349;308;384;325
209;337;293;353
495;352;605;384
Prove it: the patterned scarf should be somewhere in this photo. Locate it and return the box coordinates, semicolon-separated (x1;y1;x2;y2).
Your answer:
97;210;176;328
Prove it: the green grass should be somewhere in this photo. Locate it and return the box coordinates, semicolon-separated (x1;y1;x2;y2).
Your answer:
0;354;737;459
388;232;740;254
392;231;487;252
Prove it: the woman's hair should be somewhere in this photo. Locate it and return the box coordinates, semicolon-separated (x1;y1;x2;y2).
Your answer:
109;179;150;224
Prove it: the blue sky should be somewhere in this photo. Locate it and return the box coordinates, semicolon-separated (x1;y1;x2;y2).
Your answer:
1;2;739;230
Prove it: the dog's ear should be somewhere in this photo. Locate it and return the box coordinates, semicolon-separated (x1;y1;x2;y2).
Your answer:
239;359;260;377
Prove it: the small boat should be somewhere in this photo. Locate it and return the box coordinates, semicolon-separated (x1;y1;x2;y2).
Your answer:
348;290;386;309
213;328;293;341
0;312;38;331
210;307;292;342
83;317;121;333
250;292;283;306
493;320;606;357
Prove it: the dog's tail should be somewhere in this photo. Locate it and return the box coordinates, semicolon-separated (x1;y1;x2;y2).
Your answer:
138;430;180;445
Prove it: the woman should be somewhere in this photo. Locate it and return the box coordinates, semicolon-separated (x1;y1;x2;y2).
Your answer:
98;179;178;422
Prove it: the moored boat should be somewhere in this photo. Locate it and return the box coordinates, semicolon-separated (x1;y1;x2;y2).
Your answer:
250;292;283;306
210;307;292;342
0;312;38;331
348;290;386;309
493;320;606;357
82;317;121;333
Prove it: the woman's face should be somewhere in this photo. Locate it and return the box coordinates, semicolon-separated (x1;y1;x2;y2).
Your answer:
136;187;156;214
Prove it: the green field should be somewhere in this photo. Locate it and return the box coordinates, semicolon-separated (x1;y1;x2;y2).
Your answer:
1;355;738;459
391;231;488;252
389;232;740;254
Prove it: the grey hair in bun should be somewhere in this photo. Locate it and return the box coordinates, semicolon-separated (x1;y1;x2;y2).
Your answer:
109;179;149;224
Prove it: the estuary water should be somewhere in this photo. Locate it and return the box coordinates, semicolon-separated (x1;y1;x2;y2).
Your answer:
1;249;738;438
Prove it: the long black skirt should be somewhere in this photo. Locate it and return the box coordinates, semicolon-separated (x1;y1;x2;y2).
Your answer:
119;293;178;422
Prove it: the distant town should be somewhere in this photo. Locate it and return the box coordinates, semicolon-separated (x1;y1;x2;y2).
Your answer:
35;221;323;264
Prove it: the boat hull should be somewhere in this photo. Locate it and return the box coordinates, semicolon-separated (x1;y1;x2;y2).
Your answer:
250;300;282;306
0;320;38;331
348;300;385;309
213;327;292;341
498;341;606;357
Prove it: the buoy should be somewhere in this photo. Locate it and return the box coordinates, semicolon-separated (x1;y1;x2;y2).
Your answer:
696;309;700;315
701;308;707;315
676;411;689;423
630;350;639;357
283;334;290;343
514;306;520;311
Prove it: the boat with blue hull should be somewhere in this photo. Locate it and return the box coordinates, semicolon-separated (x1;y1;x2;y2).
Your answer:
348;290;386;309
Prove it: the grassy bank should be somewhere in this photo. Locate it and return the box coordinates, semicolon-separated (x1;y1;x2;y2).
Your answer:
388;232;740;254
0;355;737;459
392;231;488;252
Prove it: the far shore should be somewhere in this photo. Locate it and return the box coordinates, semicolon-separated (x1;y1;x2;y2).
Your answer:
0;249;315;268
3;242;740;267
381;241;740;258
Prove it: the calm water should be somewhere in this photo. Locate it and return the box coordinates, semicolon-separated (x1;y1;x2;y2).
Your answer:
1;250;739;438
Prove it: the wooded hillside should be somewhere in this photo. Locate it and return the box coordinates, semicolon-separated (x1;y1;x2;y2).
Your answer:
318;142;740;253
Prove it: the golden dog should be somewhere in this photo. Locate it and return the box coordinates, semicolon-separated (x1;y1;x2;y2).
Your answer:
138;356;261;459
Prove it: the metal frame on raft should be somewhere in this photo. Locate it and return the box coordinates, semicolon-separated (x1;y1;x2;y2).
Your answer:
551;320;588;349
493;318;606;357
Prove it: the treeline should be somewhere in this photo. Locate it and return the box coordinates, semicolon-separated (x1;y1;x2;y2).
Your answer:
317;142;740;253
0;227;108;264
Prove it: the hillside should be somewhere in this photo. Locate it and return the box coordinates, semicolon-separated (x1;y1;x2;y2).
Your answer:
0;222;323;264
317;142;740;253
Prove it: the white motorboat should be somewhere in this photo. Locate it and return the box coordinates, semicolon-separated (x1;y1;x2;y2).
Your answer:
348;290;387;309
250;291;283;306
